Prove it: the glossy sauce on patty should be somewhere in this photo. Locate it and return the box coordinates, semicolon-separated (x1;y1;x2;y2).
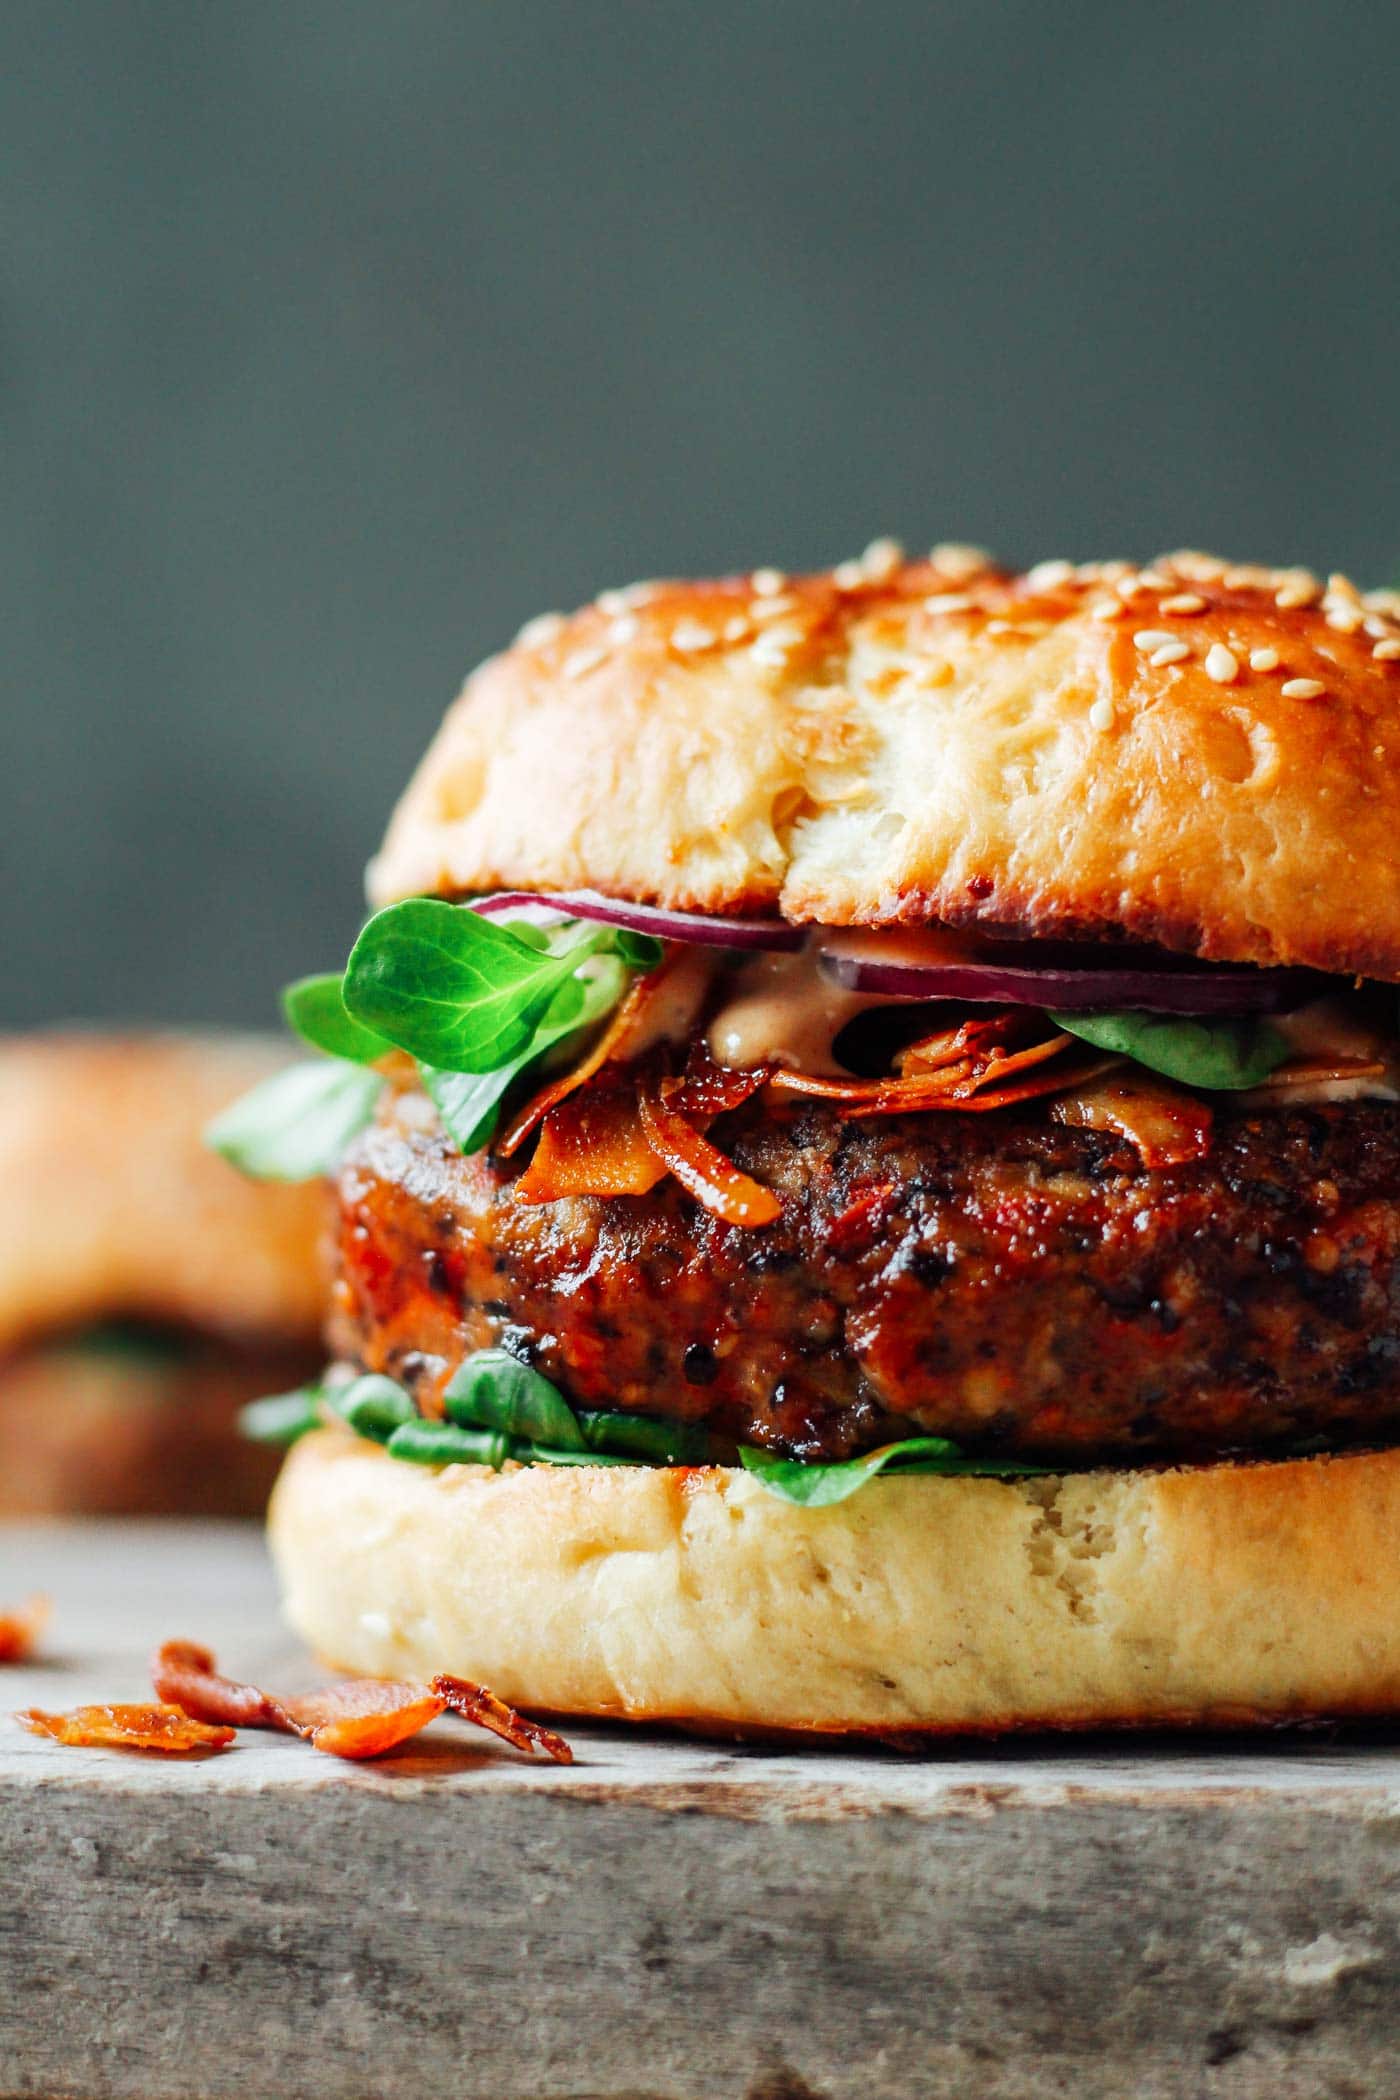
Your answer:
328;1084;1400;1463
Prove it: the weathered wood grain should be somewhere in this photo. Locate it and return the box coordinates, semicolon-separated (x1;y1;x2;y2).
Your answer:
3;1521;1400;2099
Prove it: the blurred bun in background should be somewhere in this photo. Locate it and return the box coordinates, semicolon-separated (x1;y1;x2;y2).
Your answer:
0;1034;326;1515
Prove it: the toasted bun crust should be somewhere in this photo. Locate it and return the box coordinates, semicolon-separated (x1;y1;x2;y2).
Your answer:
269;1430;1400;1734
369;548;1400;979
0;1032;327;1353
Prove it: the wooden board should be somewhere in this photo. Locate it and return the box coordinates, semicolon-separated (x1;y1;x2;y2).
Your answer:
4;1521;1400;2099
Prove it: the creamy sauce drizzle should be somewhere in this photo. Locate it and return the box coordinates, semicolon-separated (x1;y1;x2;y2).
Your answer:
704;960;1400;1103
623;946;721;1060
706;946;887;1075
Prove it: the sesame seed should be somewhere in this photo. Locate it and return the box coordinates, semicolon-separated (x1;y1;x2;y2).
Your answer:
986;619;1012;635
1150;642;1191;667
1088;697;1115;732
1114;575;1145;599
721;615;751;643
1364;588;1400;617
1374;640;1400;662
670;620;716;652
833;559;866;590
860;537;904;582
1161;593;1207;615
1328;572;1361;601
1133;629;1178;652
1281;678;1326;699
595;589;630;617
1090;598;1125;621
1027;558;1074;591
1167;551;1226;583
1326;606;1364;633
1363;615;1393;640
1273;570;1321;609
1249;647;1280;672
1204;643;1239;684
928;542;991;579
517;611;566;649
609;614;639;644
1137;567;1171;589
563;644;608;679
924;592;975;615
751;592;801;621
750;636;792;668
751;567;786;597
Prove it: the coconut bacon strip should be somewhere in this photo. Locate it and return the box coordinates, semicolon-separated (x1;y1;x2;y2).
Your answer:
0;1595;49;1664
766;1036;1093;1116
18;1704;234;1755
638;1080;782;1229
517;1053;772;1211
431;1676;573;1763
497;949;713;1159
151;1641;573;1764
515;1083;667;1201
1050;1071;1214;1167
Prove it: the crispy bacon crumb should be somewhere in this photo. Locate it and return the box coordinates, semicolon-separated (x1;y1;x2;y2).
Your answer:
279;1681;448;1761
516;1081;666;1202
639;1080;782;1228
151;1639;287;1728
0;1595;50;1664
18;1702;234;1754
150;1640;574;1764
433;1675;574;1763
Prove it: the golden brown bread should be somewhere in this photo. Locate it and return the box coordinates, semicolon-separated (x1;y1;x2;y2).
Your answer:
0;1031;327;1355
269;1429;1400;1735
369;546;1400;978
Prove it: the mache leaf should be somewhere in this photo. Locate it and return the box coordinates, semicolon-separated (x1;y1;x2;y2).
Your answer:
421;953;629;1154
282;974;397;1064
328;1373;419;1441
579;1410;709;1464
385;1419;512;1468
442;1348;587;1450
421;1062;528;1157
612;929;665;971
238;1387;324;1446
205;1060;384;1181
738;1437;1051;1506
1051;1010;1289;1091
343;901;598;1073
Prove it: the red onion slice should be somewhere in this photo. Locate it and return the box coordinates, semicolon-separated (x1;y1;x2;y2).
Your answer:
817;945;1319;1016
471;889;804;952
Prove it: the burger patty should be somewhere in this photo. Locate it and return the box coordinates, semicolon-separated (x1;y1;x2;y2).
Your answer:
329;1087;1400;1463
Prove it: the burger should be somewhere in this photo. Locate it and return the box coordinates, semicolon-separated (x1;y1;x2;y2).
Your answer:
216;541;1400;1734
0;1031;325;1514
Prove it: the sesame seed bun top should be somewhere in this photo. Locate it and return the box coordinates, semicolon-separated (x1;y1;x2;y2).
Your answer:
368;544;1400;981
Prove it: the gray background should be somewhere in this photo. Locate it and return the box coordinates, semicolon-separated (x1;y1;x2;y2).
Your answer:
5;2;1398;1029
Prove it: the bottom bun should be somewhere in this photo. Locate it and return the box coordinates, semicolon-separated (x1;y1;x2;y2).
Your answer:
268;1429;1400;1735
